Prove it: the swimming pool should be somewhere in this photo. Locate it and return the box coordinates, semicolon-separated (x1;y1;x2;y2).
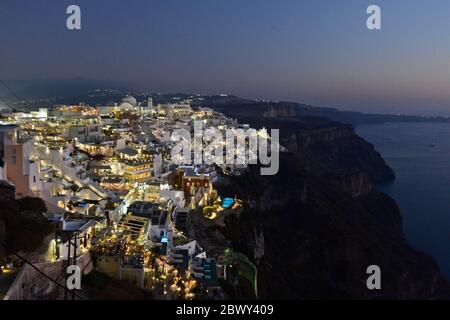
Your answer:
221;198;234;209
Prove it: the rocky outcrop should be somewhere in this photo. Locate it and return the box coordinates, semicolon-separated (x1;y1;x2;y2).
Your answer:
0;197;55;265
206;105;450;299
286;125;395;184
217;153;450;299
215;103;394;196
4;260;65;300
285;125;394;196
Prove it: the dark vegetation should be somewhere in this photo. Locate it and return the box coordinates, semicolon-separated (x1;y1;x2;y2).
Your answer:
0;197;54;265
83;271;152;300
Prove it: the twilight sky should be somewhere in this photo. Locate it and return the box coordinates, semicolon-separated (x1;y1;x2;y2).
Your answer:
1;0;450;115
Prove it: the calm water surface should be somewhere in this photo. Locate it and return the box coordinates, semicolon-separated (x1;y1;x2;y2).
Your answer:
357;122;450;277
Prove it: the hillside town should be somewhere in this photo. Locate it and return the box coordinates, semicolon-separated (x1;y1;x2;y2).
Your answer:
0;96;267;300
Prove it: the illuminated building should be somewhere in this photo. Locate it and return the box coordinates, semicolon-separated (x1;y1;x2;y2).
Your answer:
1;126;33;198
194;107;214;119
76;141;115;157
157;104;192;120
123;161;153;182
181;169;211;195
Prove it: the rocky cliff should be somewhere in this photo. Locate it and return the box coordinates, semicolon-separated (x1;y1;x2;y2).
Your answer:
216;104;394;195
217;152;449;299
285;124;395;196
0;197;55;265
206;104;450;299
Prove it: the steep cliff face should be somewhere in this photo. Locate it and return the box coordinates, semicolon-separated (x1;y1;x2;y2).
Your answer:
218;153;449;299
217;103;395;196
207;105;450;299
285;125;395;196
286;125;395;182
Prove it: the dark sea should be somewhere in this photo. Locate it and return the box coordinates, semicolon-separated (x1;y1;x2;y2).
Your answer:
357;122;450;278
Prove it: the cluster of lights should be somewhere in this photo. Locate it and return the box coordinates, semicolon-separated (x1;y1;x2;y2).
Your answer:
6;100;243;301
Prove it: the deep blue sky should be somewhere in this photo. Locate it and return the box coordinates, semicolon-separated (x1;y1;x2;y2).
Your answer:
2;0;450;115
